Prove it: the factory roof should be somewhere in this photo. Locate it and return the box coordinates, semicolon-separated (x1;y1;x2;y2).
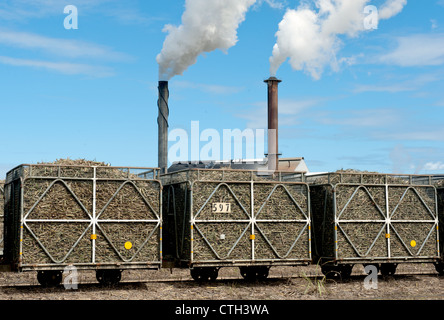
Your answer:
168;157;309;173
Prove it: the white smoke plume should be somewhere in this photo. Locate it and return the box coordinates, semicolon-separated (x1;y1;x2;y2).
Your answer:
156;0;256;81
269;0;407;79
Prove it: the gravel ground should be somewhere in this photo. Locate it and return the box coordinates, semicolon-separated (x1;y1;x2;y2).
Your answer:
0;263;443;301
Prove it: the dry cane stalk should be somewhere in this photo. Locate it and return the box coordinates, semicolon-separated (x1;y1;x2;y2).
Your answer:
14;159;160;265
163;169;310;262
310;169;442;260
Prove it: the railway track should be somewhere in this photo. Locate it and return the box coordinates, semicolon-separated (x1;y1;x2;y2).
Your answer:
0;271;440;290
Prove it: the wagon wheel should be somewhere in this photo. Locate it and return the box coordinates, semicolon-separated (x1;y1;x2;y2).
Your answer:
380;263;397;276
239;266;270;281
96;269;122;286
190;267;219;282
37;270;63;287
434;262;444;276
339;264;353;279
320;265;340;280
239;266;252;280
206;268;219;281
321;264;353;280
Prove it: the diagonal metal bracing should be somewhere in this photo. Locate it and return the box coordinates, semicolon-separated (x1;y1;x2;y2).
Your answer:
390;186;436;220
390;222;438;257
95;221;161;263
96;180;161;262
334;183;439;259
254;222;309;259
255;183;309;221
23;179;93;263
22;176;161;264
24;179;92;221
97;180;159;221
24;222;93;264
193;182;251;220
337;185;386;220
193;222;252;260
336;222;387;257
193;181;311;261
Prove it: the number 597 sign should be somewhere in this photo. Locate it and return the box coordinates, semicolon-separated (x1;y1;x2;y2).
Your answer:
212;203;231;213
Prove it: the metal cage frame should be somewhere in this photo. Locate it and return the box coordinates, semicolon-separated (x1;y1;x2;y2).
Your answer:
4;164;162;272
308;172;442;265
163;168;311;268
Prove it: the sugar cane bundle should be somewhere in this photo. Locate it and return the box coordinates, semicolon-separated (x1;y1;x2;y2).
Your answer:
163;169;309;262
310;169;438;260
16;159;160;265
165;168;299;184
192;222;251;261
254;183;309;260
434;179;444;188
94;222;160;262
253;182;310;259
22;177;94;264
254;222;309;259
94;180;160;263
0;180;4;250
0;180;4;211
25;158;108;179
336;222;387;258
193;182;251;220
191;181;251;261
254;183;308;220
192;180;310;261
310;169;387;185
335;185;387;220
22;222;92;264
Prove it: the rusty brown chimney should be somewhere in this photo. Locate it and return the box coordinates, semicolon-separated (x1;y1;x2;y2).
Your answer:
158;81;169;174
264;76;281;172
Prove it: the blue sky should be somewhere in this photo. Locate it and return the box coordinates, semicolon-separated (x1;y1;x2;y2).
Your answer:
0;0;444;178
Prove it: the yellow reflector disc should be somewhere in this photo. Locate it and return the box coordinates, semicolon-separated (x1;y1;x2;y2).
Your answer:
125;241;133;250
410;240;417;247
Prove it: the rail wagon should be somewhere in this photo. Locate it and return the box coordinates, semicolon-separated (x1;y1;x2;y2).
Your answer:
308;171;443;278
2;163;162;286
0;180;4;255
435;182;444;274
161;168;311;281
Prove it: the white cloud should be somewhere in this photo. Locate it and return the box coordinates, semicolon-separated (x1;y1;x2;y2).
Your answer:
0;30;132;62
173;81;245;95
354;73;441;93
377;128;444;142
0;0;112;21
431;19;438;30
423;161;444;171
255;0;287;10
0;0;154;26
0;56;114;77
379;34;444;67
0;29;134;77
319;108;400;127
237;98;323;128
354;83;414;93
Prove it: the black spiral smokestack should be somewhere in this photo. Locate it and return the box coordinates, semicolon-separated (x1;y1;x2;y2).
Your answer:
158;81;169;174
